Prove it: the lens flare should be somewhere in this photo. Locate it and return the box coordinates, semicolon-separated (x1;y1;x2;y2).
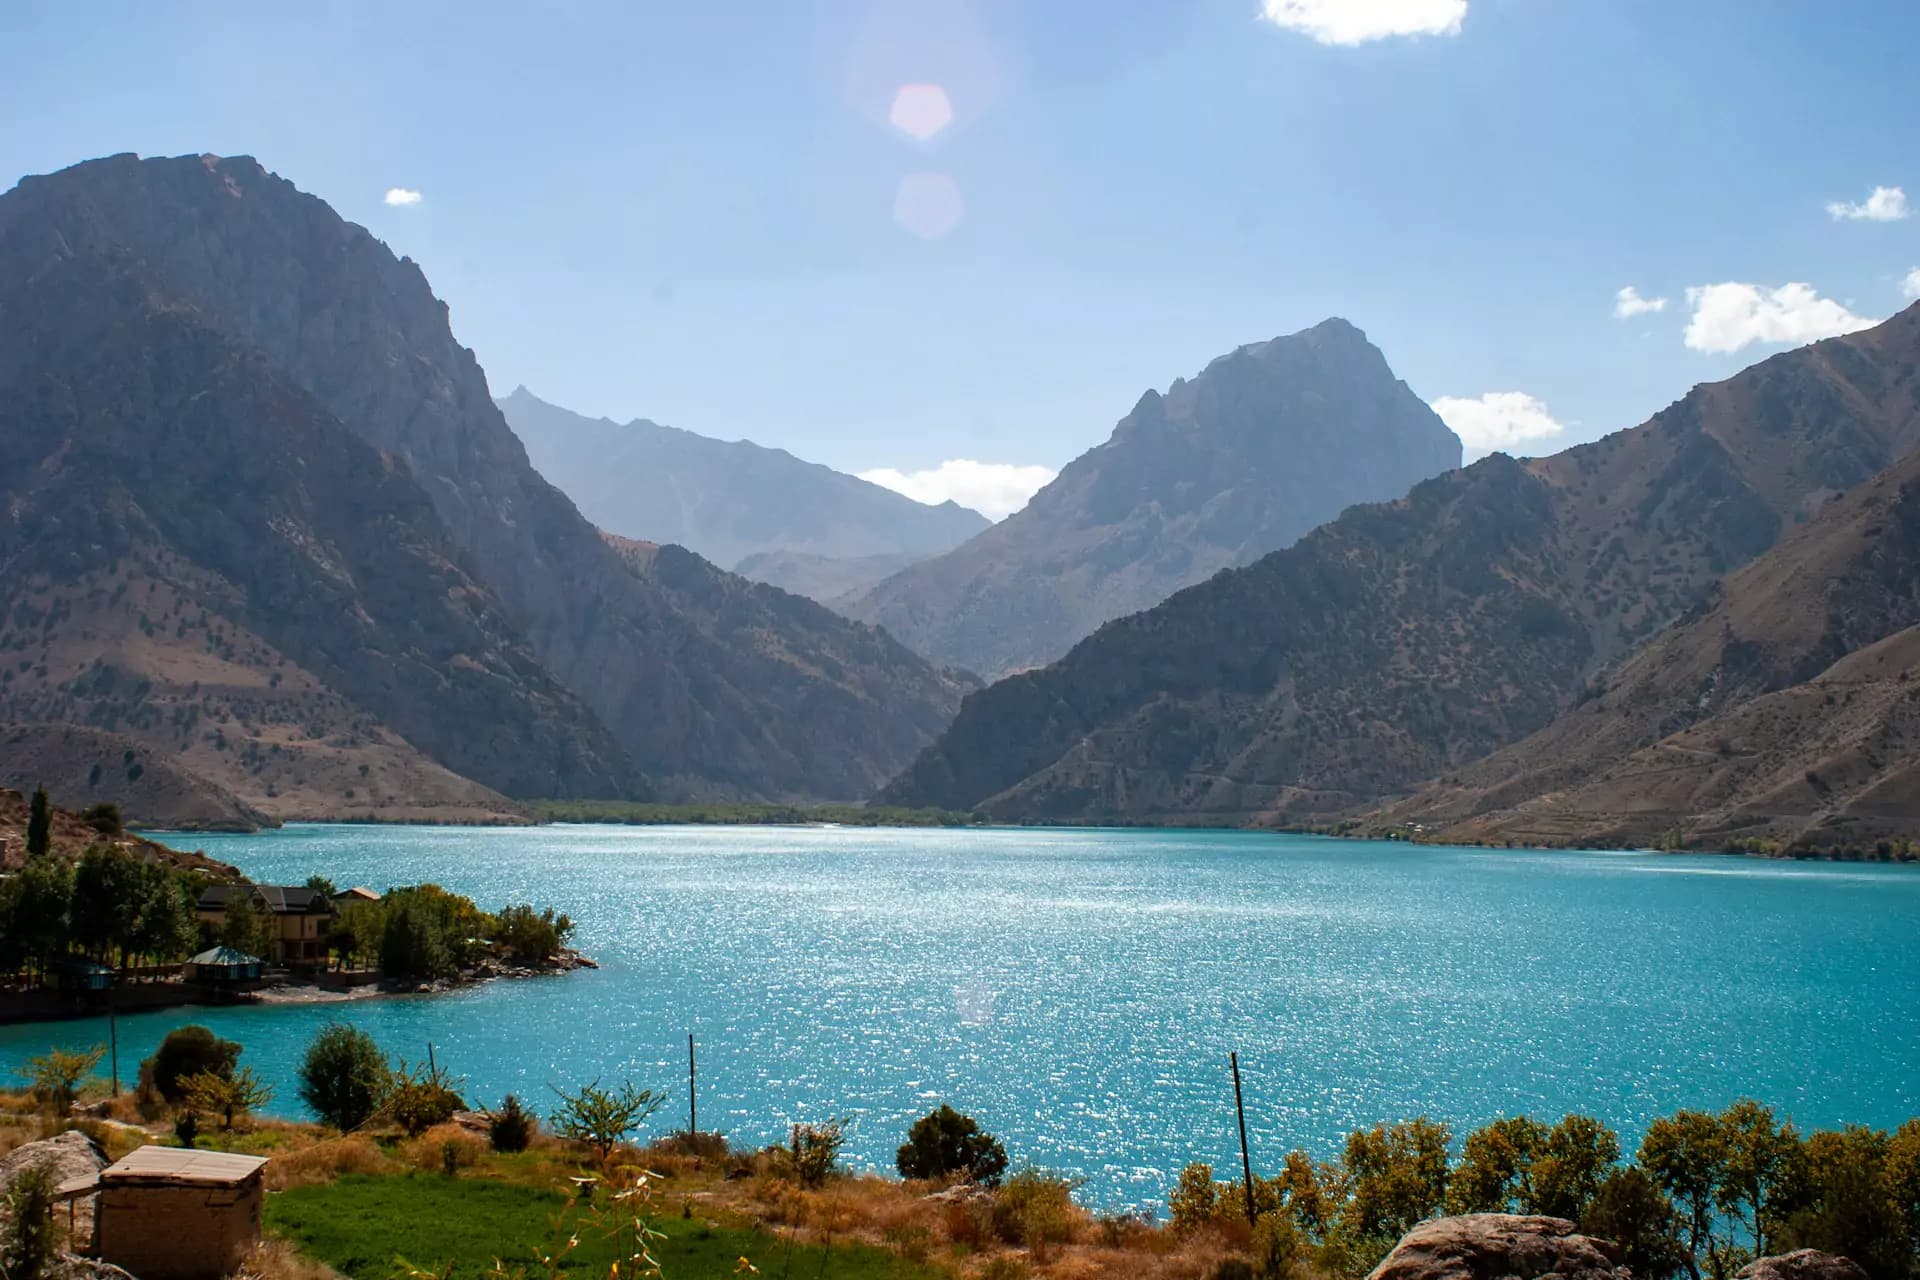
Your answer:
888;83;954;141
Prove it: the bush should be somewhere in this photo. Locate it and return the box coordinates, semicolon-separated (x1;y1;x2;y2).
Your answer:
550;1079;663;1163
20;1045;104;1115
785;1119;848;1189
492;904;574;966
489;1094;535;1153
896;1104;1009;1187
0;1158;58;1280
1169;1162;1220;1236
993;1169;1081;1256
80;802;123;836
146;1025;242;1103
297;1023;388;1131
385;1059;466;1137
1579;1168;1688;1280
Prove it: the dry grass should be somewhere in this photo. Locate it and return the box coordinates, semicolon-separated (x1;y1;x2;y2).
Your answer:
401;1123;488;1173
234;1237;349;1280
261;1134;395;1191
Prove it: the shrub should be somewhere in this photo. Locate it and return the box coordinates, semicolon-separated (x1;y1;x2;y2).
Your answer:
297;1023;388;1131
492;904;574;966
402;1123;486;1174
19;1045;104;1115
896;1104;1009;1187
182;1065;274;1131
785;1118;848;1189
80;802;123;836
385;1059;466;1137
146;1025;241;1103
0;1158;58;1280
993;1169;1081;1256
550;1079;663;1163
1170;1162;1221;1236
489;1094;535;1153
980;1259;1031;1280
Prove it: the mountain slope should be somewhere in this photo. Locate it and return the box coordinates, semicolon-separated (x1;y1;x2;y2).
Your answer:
3;153;970;802
0;237;632;818
880;303;1920;822
1374;444;1920;850
499;387;988;573
0;724;272;831
836;320;1463;676
731;549;925;603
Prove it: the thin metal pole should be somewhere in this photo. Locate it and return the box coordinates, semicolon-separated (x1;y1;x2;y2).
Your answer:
688;1034;697;1135
1231;1051;1255;1225
427;1042;436;1075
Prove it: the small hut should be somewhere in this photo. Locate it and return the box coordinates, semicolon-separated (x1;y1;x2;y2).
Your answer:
184;946;262;985
49;956;113;993
92;1146;268;1279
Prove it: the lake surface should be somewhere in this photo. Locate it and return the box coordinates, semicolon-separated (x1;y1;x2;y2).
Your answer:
4;824;1918;1210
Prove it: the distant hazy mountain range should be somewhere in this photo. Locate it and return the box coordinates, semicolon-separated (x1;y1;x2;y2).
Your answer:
881;303;1920;851
497;387;989;599
836;319;1464;677
0;153;971;821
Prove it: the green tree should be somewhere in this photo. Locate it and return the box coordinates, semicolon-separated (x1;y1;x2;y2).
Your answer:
550;1078;663;1163
897;1104;1010;1186
1532;1115;1620;1221
219;893;271;958
1717;1099;1797;1258
1273;1149;1346;1241
25;784;51;858
80;802;122;836
492;903;575;966
1887;1119;1920;1257
1776;1126;1907;1280
1342;1117;1451;1242
380;898;454;980
1450;1116;1544;1214
70;844;145;967
1581;1167;1690;1280
128;869;196;970
20;1045;105;1115
145;1025;241;1104
6;858;72;982
1640;1109;1729;1280
182;1066;274;1132
298;1023;389;1131
1168;1162;1220;1236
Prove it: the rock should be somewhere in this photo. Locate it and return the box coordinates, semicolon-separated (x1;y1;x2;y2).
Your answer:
1366;1214;1628;1280
1737;1251;1872;1280
0;1129;110;1248
921;1184;994;1207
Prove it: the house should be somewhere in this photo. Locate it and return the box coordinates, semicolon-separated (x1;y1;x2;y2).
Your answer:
184;946;263;985
49;955;114;993
90;1146;268;1279
332;885;381;905
195;884;334;967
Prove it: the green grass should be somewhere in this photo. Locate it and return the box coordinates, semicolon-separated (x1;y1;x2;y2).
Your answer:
523;800;986;829
266;1173;944;1279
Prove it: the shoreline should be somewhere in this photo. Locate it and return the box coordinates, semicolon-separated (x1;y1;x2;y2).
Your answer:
0;952;596;1028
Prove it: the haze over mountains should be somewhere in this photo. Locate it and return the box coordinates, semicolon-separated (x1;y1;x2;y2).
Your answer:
836;320;1464;677
0;153;970;819
498;386;989;600
881;303;1920;839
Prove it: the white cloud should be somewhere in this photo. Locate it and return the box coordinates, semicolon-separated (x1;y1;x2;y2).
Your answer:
1682;282;1877;354
1431;391;1567;457
383;187;423;207
1904;268;1920;301
1614;286;1668;319
858;459;1057;520
1826;185;1909;222
1258;0;1467;45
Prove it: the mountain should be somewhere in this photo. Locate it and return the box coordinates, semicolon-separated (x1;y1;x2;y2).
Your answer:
0;153;971;804
727;549;925;606
0;724;273;831
1372;442;1920;851
497;386;989;575
0;786;239;876
835;320;1463;677
880;303;1920;822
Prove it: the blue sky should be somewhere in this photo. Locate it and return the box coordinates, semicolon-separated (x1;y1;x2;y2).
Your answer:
4;0;1917;516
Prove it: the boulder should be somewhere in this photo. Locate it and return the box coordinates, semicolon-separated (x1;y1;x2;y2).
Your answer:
1366;1214;1629;1280
0;1129;111;1258
1737;1252;1871;1280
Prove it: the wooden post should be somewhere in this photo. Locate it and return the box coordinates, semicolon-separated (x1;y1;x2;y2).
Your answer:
688;1034;697;1135
1231;1051;1255;1225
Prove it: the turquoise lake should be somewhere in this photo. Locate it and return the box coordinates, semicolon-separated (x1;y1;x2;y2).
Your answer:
4;823;1918;1210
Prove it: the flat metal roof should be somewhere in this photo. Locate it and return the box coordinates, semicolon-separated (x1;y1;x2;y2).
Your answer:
100;1146;268;1186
